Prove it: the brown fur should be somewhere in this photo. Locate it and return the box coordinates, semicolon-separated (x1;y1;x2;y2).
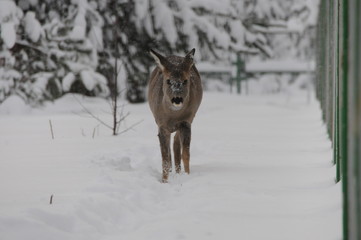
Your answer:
148;49;203;182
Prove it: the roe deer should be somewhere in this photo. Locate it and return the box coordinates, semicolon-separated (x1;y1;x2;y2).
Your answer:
148;49;203;182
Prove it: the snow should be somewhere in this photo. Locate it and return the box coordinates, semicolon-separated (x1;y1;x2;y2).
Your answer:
30;72;54;96
80;69;109;96
1;22;16;49
0;66;21;80
197;62;232;73
134;0;154;36
252;0;285;20
0;95;31;114
69;0;87;40
0;66;21;101
152;1;178;46
23;11;42;42
87;0;104;51
292;0;320;26
89;25;103;51
246;59;316;73
287;18;305;33
0;0;23;49
80;70;96;91
0;90;341;240
62;72;76;92
229;20;245;45
190;0;236;16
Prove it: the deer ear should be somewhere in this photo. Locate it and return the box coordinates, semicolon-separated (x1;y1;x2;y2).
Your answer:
182;48;195;71
150;49;168;71
185;48;195;59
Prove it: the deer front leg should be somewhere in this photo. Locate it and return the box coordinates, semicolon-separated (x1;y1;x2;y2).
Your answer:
158;127;171;182
179;122;191;174
173;131;181;173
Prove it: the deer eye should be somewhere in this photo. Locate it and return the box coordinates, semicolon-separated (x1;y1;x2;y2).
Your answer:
166;79;171;85
183;80;188;85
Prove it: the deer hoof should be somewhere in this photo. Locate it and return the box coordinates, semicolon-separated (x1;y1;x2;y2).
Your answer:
162;175;168;183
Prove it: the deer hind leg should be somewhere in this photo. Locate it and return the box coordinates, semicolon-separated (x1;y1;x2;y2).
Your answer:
179;122;191;174
173;131;182;173
158;128;171;182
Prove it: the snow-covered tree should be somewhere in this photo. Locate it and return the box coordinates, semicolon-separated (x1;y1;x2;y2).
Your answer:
14;0;109;104
0;0;318;104
0;0;23;102
245;0;320;60
129;0;273;60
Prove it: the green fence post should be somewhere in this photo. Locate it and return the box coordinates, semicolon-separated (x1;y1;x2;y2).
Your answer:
347;0;361;239
328;0;335;139
340;0;348;238
334;0;341;182
316;0;361;238
231;53;246;94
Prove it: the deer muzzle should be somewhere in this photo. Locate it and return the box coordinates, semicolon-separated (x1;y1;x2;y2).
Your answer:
171;97;184;109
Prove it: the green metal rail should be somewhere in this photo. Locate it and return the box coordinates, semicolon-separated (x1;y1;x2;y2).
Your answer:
316;0;361;239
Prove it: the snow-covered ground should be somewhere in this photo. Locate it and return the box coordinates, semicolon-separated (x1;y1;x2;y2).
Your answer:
0;90;341;240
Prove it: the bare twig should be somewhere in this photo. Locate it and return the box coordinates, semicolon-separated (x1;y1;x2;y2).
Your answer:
49;120;54;139
92;127;96;139
72;94;139;136
92;125;99;139
117;119;144;135
117;112;130;124
112;56;118;136
72;95;113;130
116;112;130;133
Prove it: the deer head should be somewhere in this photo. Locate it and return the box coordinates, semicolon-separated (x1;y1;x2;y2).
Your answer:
150;49;195;111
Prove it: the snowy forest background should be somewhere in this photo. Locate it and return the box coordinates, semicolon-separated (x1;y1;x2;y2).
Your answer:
0;0;318;105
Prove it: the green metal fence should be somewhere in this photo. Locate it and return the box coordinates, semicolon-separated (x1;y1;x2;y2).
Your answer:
316;0;361;239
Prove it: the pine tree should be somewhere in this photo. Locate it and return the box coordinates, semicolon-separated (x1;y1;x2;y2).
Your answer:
244;0;320;61
12;0;109;104
0;0;24;103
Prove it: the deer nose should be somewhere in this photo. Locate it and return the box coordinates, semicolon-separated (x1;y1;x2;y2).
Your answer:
171;82;183;93
175;82;182;89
